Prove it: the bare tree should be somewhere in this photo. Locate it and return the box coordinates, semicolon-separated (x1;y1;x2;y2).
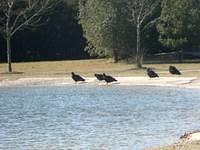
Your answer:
127;0;160;68
0;0;58;72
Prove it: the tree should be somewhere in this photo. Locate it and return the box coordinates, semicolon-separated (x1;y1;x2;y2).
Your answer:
157;0;200;50
127;0;160;68
79;0;113;57
0;0;58;72
111;0;136;62
79;0;135;62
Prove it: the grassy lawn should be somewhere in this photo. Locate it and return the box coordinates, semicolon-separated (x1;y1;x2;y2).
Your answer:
0;59;200;79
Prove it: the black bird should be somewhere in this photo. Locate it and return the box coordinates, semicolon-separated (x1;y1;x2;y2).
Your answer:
169;66;181;75
71;72;85;82
94;73;104;81
103;73;117;83
147;68;159;78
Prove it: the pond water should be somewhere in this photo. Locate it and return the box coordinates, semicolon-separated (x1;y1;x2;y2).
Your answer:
0;85;200;150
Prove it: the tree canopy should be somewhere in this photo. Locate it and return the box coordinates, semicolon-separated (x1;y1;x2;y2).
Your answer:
0;0;200;68
79;0;135;62
157;0;200;50
0;0;88;63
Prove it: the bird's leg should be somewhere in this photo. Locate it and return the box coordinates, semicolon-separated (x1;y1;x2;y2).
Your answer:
107;82;111;86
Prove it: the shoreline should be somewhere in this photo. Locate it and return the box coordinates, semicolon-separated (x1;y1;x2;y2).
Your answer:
149;131;200;150
0;76;200;88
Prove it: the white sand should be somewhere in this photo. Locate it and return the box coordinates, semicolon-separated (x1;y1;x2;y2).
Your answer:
188;132;200;141
178;131;200;144
0;77;200;88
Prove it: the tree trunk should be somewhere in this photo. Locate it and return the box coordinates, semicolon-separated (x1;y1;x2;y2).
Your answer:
6;36;12;73
113;49;119;63
6;5;12;73
136;24;142;69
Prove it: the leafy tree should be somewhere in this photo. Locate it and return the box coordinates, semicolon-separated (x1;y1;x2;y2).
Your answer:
157;0;200;50
126;0;160;68
0;0;58;72
112;0;136;62
142;4;162;55
79;0;135;62
0;0;88;63
79;0;113;57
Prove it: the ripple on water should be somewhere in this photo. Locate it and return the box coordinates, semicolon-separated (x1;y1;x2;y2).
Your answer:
0;86;200;150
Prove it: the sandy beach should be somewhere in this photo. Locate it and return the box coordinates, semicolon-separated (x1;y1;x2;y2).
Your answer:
149;131;200;150
0;76;200;88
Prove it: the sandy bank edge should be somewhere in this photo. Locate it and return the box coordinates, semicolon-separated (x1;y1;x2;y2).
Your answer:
148;131;200;150
0;77;200;88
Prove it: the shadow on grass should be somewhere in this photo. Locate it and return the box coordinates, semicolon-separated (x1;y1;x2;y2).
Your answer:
0;72;24;75
127;67;147;71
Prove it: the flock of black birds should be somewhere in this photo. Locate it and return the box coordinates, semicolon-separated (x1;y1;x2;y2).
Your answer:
71;65;181;84
71;72;118;84
147;65;181;78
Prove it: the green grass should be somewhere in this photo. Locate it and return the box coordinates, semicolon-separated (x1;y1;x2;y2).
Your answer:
0;59;200;80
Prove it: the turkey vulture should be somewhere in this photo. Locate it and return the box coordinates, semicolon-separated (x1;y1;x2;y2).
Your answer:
147;68;159;78
103;73;117;83
94;73;104;81
169;66;181;75
71;72;85;82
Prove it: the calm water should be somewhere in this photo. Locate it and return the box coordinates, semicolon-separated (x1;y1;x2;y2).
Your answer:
0;85;200;150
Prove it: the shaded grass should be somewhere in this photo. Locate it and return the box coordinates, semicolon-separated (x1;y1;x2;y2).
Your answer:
0;59;200;80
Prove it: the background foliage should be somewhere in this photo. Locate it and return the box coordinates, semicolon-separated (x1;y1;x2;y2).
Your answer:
0;0;199;63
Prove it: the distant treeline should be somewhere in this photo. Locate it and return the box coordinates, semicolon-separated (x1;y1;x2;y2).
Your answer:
0;0;89;62
0;0;200;63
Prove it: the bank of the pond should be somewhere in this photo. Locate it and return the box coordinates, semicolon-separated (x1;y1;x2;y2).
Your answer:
149;131;200;150
0;77;200;88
